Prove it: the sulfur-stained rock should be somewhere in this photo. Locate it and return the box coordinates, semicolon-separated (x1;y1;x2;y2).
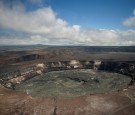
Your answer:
69;60;82;68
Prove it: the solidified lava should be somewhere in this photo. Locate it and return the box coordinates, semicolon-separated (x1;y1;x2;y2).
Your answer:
1;47;135;115
15;69;131;98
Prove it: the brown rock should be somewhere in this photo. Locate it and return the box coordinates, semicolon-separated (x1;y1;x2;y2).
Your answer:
1;86;135;115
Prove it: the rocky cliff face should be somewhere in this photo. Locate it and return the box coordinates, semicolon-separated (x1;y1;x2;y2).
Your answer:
1;47;135;114
1;60;135;90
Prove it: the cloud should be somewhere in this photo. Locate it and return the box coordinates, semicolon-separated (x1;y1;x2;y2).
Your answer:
123;9;135;27
1;29;135;46
0;6;58;34
0;2;135;46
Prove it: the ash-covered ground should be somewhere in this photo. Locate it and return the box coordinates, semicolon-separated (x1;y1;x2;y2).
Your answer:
1;46;135;115
15;69;131;98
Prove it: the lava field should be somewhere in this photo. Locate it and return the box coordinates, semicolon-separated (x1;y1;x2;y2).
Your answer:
1;46;135;115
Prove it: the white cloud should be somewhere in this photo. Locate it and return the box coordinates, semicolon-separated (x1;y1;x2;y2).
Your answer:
0;2;135;46
123;9;135;27
0;6;57;34
72;25;81;32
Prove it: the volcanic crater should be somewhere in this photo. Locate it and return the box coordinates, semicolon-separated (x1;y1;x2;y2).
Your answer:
1;59;134;98
1;47;135;115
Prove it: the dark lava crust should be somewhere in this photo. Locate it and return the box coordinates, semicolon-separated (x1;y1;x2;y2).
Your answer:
1;46;135;115
15;69;131;98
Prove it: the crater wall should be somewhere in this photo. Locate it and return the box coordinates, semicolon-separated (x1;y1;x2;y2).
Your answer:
1;60;135;89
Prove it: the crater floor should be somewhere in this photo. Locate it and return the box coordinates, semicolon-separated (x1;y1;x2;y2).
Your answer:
15;69;131;98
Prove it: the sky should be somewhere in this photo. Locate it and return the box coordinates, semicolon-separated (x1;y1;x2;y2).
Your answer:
0;0;135;46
